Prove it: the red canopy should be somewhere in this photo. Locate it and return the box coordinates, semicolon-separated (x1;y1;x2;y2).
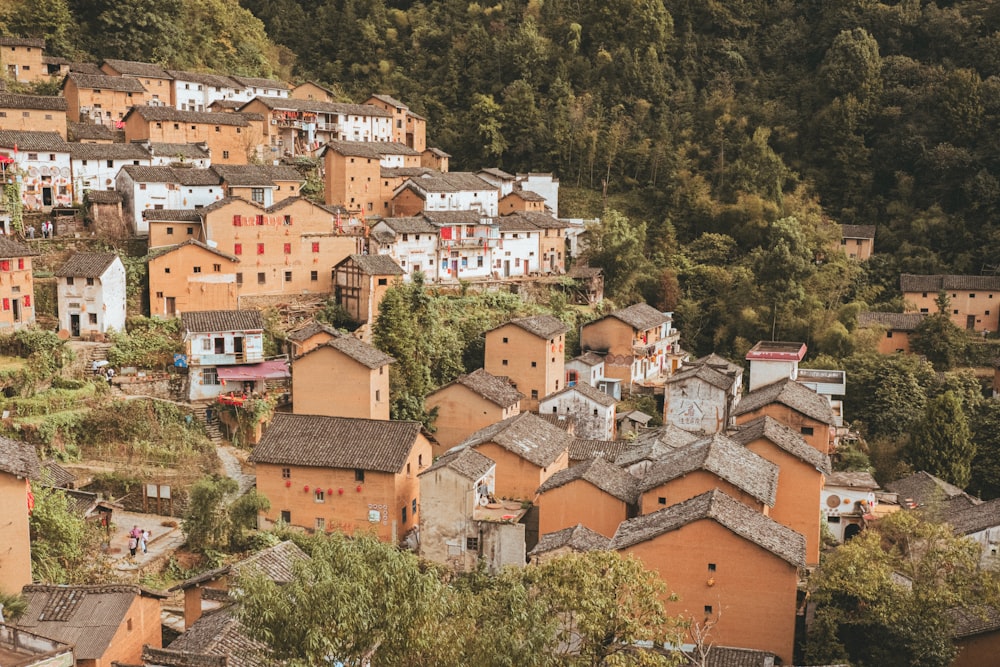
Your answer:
217;360;289;381
0;154;14;165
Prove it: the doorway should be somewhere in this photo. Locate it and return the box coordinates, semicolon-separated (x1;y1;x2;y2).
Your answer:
967;314;976;330
70;314;80;337
11;298;21;323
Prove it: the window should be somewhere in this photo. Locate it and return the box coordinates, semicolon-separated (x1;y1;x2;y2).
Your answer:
164;267;171;273
223;151;230;160
314;489;325;503
234;243;242;255
886;331;894;338
89;313;97;325
27;153;37;160
708;563;716;572
377;278;388;286
213;264;221;272
85;277;94;286
22;111;29;118
257;243;265;255
257;272;265;284
140;183;147;190
920;308;929;313
202;338;212;351
284;271;292;282
215;126;220;132
402;506;407;523
531;390;539;399
281;467;290;479
156;291;163;298
412;498;417;516
502;359;508;366
283;242;291;254
801;426;814;436
355;469;365;482
187;227;194;235
658;497;667;505
236;272;243;285
166;227;174;235
203;368;220;385
954;309;960;315
310;271;318;281
193;266;201;273
466;537;479;551
66;277;74;286
312;242;320;253
316;517;326;531
531;361;537;367
280;510;291;523
502;337;508;343
704;606;713;616
251;187;264;203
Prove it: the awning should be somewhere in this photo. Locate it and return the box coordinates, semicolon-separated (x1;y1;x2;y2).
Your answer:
217;360;290;381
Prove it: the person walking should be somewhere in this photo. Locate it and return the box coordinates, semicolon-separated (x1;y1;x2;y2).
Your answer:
27;226;34;239
140;528;150;554
128;525;141;557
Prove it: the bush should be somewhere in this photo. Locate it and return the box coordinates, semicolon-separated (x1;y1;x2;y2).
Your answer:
107;316;183;369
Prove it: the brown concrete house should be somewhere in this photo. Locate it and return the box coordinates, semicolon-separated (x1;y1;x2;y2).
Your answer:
580;302;682;388
734;378;837;454
950;605;1000;667
62;73;149;125
332;254;404;326
0;436;40;595
528;523;610;563
285;320;340;357
858;311;926;354
454;412;573;501
610;490;805;664
0;94;67;137
536;456;639;538
160;604;271;667
425;368;522;453
0;37;47;84
291;81;336;102
663;354;743;435
0;238;38;331
211;164;304;205
148;240;240;316
422;146;450;171
321;140;422;215
15;584;166;667
123;106;263;164
484;315;568;411
240;97;391;158
291;333;394;420
730;415;831;566
901;273;1000;333
500;188;546;214
838;224;875;261
249;413;431;543
365;94;427;152
636;433;779;516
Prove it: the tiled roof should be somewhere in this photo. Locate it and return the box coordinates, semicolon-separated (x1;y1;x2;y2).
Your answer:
694;645;781;667
341;253;404;276
181;310;264;333
382;167;434;179
638;434;779;506
18;585;166;660
729;416;831;474
0;94;67;111
171;540;309;590
0;130;69;152
208;99;243;110
734;378;836;426
884;471;979;510
249;413;423;473
141;646;227;667
431;368;523;409
314;334;395;369
68;62;104;75
454;412;572;468
368;93;407;108
247;97;386;116
120;165;221;186
538;413;575;431
609;489;806;567
422;210;485;225
537;456;639;503
508;189;546;202
211;164;303;186
825;471;879;489
529;523;610;557
497;216;540;232
666;363;736;391
143;209;204;222
228;76;290;90
478;167;516;180
401;172;496;194
322;139;419;157
614;425;700;468
378;217;438;234
67;122;121;142
900;274;1000;293
166;70;240;89
425;147;450;157
286;320;339;342
498;314;569;339
0;236;39;259
65;72;147;92
0;37;45;48
0;435;40;478
840;224;876;239
601;303;670;331
857;311;927;331
949;605;1000;639
692;352;743;377
419;447;495;480
512;211;570;229
149;239;238;264
616;410;653;425
102;59;172;79
69;142;150;160
147;142;211;159
39;459;77;487
542;381;618;408
571;352;604;367
127;106;252;126
166;604;271;667
85;190;122;204
54;252;119;278
945;499;1000;536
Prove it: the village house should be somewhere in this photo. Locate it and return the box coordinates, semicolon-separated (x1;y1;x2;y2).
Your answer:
0;624;75;665
369;216;440;281
857;311;926;354
211;163;304;207
418;448;527;573
580;302;682;388
181;310;266;402
484;315;568;411
425;368;523;452
68;121;121;143
15;584;166;667
517;172;559;214
730;415;830;567
331;254;404;327
536;456;639;538
495;215;541;277
145;141;211;167
663;353;743;435
55;252;126;338
84;190;127;237
0;130;72;210
227;76;290;103
284;320;340;357
0;435;40;595
745;340;846;428
734;378;838;455
249;413;431;543
610;490;805;664
0;94;67;138
117;166;224;235
538;382;617;441
166;70;244;112
100;59;172;103
365;94;427;152
0;237;37;330
838;223;876;261
950;607;1000;667
291;81;336;102
884;470;979;517
424;210;501;282
240;97;392;157
944;499;1000;570
508;211;570;274
614;425;700;478
636;433;779;516
320;140;422;216
567;438;628;467
147;240;240;316
900;273;1000;333
566;351;605;388
616;410;653;438
452;412;572;501
392;171;499;218
122;106;263;165
62;73;150;125
422;146;450;171
291;333;393;420
477;167;517;198
499;187;547;215
528;523;610;564
69;142;152;203
0;37;47;83
158;604;270;666
823;471;884;543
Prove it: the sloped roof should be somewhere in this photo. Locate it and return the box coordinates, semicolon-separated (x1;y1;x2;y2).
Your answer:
181;310;263;333
0;130;69;152
127;106;252;126
141;646;227;667
65;72;147;92
529;523;610;557
382;167;434;179
339;253;404;276
900;274;1000;293
614;425;700;468
69;142;150;160
429;368;523;409
147;142;211;159
692;352;743;377
616;410;653;425
166;604;271;667
120;165;221;186
729;415;831;474
609;489;806;567
17;585;166;660
68;122;120;142
0;435;40;478
0;93;67;111
478;167;516;180
493;314;568;340
506;210;569;229
377;217;438;234
497;216;541;232
638;434;779;506
858;311;926;331
695;645;782;667
541;381;618;408
422;210;485;225
309;334;395;369
454;412;572;468
368;93;407;109
840;224;876;239
248;413;423;473
229;76;290;90
537;456;638;503
248;97;386;116
0;37;45;48
825;471;879;489
166;70;240;89
666;363;737;391
171;540;309;591
419;447;495;480
949;605;1000;639
568;438;627;463
54;252;119;278
102;59;172;79
143;209;204;222
570;352;604;367
149;239;239;264
401;172;496;194
39;459;77;488
322;139;418;157
0;236;39;259
592;303;670;332
211;164;303;186
734;378;836;426
85;190;122;204
507;188;546;202
884;471;979;511
945;499;1000;536
286;320;339;342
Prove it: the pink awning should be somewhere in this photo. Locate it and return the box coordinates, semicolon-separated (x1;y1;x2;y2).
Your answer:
217;360;289;381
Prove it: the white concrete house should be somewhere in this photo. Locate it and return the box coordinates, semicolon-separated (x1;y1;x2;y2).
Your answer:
566;352;605;388
370;216;440;282
116;165;223;235
539;382;617;441
227;76;290;103
54;252;126;338
424;210;500;282
70;142;151;204
477;167;517;198
166;70;244;112
0;130;73;210
394;172;499;217
181;310;266;401
517;172;559;213
495;216;540;278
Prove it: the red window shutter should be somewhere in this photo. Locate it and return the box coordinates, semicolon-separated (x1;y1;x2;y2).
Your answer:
0;260;9;271
2;299;8;310
233;214;241;226
257;243;265;255
234;243;242;255
17;258;24;270
23;295;30;307
256;215;264;226
312;242;320;253
283;243;291;254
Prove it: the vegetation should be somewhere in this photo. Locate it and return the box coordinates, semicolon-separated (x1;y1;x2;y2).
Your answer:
182;475;270;555
106;316;183;369
29;484;107;583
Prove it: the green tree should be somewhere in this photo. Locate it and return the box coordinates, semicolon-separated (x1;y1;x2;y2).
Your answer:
842;352;936;440
909;293;971;370
907;390;974;489
747;216;816;340
29;484;104;583
583;209;654;302
182;475;270;553
969;401;1000;500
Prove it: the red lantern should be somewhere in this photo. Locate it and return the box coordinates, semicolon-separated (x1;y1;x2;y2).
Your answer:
304;485;310;493
356;485;362;492
338;488;344;495
285;480;292;488
327;488;334;496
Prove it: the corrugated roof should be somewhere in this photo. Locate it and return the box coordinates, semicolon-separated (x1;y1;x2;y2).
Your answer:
609;489;806;567
0;435;41;478
181;310;264;333
537;456;639;503
102;59;172;79
734;378;836;426
900;274;1000;293
120;165;221;186
0;94;67;111
857;311;926;331
249;413;423;473
65;72;147;93
454;412;572;468
729;416;831;474
419;447;495;480
0;130;69;152
55;252;119;278
529;523;610;556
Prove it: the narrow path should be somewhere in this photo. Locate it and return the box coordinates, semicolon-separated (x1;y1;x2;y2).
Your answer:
217;444;255;496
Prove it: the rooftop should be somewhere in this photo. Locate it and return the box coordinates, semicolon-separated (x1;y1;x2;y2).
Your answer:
529;523;610;557
102;59;172;79
494;314;569;340
734;378;836;426
0;435;41;479
339;253;404;276
729;416;831;474
857;311;927;331
430;368;523;409
745;340;807;361
181;310;264;333
454;412;572;469
599;303;671;332
537;456;639;503
0;130;69;152
900;274;1000;293
0;94;67;111
166;604;271;667
419;447;495;481
54;252;119;278
64;72;147;92
311;334;395;369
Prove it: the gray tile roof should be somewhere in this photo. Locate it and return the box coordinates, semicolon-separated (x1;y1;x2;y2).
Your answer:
945;499;1000;536
692;352;743;377
900;274;1000;293
638;434;779;506
102;59;172;79
454;412;572;468
430;368;523;409
884;471;979;510
529;523;610;557
419;447;494;480
381;166;435;179
734;378;836;426
55;252;119;278
508;210;570;229
0;37;45;48
601;303;671;332
149;239;239;264
322;139;418;158
543;380;618;408
340;253;404;276
313;334;395;369
166;70;241;89
421;210;485;225
147;142;211;159
537;456;639;503
85;190;122;204
69;142;151;160
141;646;228;667
181;310;264;333
0;94;67;111
211;164;303;186
729;416;831;474
858;311;927;331
171;540;309;591
949;605;1000;639
571;352;604;367
497;314;569;339
65;72;147;92
0;130;69;152
368;93;407;109
497;216;540;232
249;413;423;473
825;471;879;489
39;459;77;488
67;122;121;142
666;363;736;391
614;425;700;468
695;645;781;667
127;106;252;126
0;435;40;478
143;209;204;222
0;236;39;259
840;224;876;239
508;188;546;201
166;604;271;667
401;172;496;194
120;165;221;186
248;97;387;116
609;489;806;567
68;62;104;75
286;320;339;342
229;76;290;90
616;410;653;425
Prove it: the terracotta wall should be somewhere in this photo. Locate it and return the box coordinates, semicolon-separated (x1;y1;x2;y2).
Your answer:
904;289;1000;333
537;480;629;538
148;221;203;249
736;405;832;455
640;471;767;516
473;442;566;501
874;329;913;354
1;45;46;83
0;473;32;595
0;256;35;331
324;150;382;212
124;116;258;165
95;595;162;667
148;245;238;316
291;346;390;420
426;385;516;453
484;325;564;411
580;318;634;383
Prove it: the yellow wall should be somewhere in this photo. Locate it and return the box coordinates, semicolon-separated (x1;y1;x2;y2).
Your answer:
292;345;390;420
425;383;518;453
537;479;629;538
0;256;35;331
148;245;238;316
0;473;32;595
484;323;565;411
